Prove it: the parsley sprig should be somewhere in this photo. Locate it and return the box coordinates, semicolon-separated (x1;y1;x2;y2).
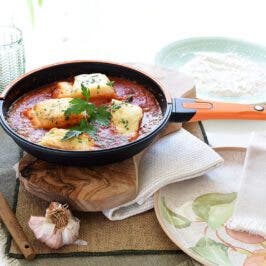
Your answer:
62;83;111;141
62;118;96;141
106;80;115;87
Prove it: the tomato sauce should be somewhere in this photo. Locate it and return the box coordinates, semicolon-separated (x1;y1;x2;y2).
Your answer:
7;76;163;150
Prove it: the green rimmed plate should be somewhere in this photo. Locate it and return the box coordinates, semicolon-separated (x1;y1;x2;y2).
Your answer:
155;37;266;104
154;147;266;266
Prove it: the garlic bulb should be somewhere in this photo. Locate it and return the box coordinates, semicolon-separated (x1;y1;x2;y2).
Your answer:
28;202;81;249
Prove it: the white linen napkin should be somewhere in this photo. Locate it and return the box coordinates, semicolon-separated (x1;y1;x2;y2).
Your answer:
103;128;223;220
227;132;266;237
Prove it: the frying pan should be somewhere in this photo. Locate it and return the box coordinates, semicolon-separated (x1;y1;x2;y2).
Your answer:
0;61;266;166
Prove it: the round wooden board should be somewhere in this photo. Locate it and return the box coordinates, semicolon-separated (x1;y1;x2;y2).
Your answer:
18;64;195;212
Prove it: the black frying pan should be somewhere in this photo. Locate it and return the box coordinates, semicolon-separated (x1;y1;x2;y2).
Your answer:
1;61;266;166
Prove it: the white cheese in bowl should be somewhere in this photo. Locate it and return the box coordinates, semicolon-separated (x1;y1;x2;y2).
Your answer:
179;52;266;103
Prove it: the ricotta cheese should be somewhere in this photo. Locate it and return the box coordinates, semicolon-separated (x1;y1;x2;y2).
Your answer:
110;99;143;137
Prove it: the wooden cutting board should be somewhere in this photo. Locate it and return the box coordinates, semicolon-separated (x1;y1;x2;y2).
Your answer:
18;64;195;212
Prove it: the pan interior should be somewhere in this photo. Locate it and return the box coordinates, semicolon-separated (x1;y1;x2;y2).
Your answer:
2;62;170;117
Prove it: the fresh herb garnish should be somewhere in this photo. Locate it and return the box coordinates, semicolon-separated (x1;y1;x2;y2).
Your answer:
106;80;115;87
81;83;90;101
64;98;91;115
62;119;97;141
110;101;122;112
62;130;83;141
120;118;129;130
96;85;100;94
89;78;96;84
92;106;111;126
62;84;111;140
74;118;97;136
125;95;133;103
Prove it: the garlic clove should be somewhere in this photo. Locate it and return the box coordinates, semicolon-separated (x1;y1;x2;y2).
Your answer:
28;216;55;241
61;216;80;245
28;216;45;230
44;230;63;249
38;222;56;242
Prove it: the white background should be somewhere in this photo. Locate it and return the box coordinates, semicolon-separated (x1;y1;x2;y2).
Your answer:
2;0;266;147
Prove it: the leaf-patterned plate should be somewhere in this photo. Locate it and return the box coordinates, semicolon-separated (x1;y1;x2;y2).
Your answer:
154;147;266;266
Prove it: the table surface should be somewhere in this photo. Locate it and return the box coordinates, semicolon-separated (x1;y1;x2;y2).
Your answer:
1;0;266;265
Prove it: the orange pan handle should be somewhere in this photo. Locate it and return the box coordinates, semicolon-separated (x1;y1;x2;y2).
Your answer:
170;98;266;122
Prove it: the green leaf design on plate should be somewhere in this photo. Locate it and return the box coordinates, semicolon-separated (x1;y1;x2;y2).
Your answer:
192;192;237;228
161;198;191;228
190;237;232;266
208;201;235;229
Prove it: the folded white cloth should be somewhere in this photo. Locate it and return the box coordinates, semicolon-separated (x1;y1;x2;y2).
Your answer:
227;132;266;237
103;128;223;220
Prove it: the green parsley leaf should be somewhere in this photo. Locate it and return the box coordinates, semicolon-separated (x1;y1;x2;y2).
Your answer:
106;80;115;87
62;130;82;141
85;103;96;117
125;95;133;103
93;106;111;126
64;98;88;116
62;119;97;141
110;102;121;112
73;118;97;136
120;118;129;130
81;83;90;101
64;98;97;118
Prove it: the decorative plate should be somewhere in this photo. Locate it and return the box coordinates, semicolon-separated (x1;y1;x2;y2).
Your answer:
154;147;266;266
155;37;266;104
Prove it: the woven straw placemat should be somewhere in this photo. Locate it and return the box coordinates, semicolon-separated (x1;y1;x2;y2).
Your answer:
7;122;207;258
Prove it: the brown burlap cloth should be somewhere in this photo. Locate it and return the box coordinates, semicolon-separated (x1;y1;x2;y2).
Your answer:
8;122;207;258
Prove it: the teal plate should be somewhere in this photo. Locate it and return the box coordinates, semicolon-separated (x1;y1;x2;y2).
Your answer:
155;37;266;103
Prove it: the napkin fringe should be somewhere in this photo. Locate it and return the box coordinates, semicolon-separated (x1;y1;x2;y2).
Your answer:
227;217;266;238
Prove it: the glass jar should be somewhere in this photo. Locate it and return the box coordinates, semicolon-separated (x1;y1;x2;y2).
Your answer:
0;26;25;92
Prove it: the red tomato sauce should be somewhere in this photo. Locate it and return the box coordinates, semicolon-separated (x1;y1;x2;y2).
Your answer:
7;76;163;150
